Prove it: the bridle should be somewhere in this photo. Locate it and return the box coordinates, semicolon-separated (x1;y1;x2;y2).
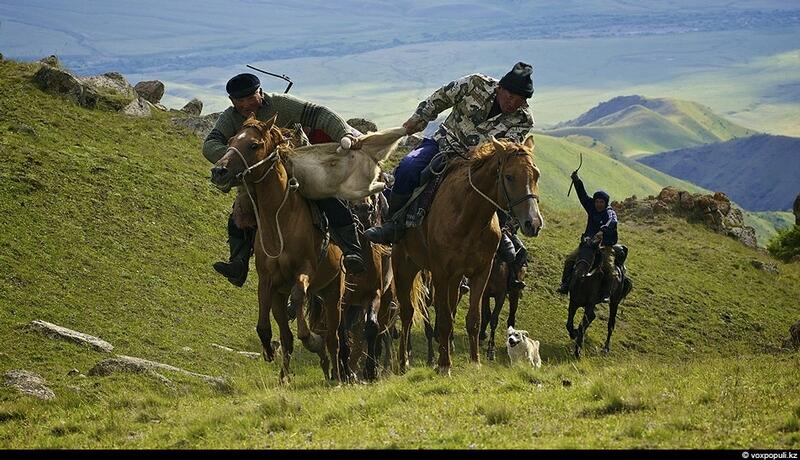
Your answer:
468;148;539;220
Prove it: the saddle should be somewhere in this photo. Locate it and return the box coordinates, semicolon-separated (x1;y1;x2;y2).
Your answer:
402;152;450;228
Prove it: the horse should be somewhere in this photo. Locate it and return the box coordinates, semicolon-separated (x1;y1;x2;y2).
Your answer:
210;114;347;382
479;255;527;361
566;238;633;358
393;136;544;375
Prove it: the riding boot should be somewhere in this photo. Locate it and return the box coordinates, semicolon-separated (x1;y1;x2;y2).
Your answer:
213;215;255;287
364;192;412;245
330;223;366;275
557;262;572;294
498;233;525;290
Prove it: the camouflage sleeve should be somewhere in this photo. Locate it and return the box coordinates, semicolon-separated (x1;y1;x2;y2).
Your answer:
202;109;237;164
502;109;535;142
413;74;475;122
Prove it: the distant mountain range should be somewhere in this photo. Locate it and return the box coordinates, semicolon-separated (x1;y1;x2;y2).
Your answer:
544;95;756;157
639;134;800;212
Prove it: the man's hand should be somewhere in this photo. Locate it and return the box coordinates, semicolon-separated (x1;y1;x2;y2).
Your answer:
403;115;427;135
592;231;603;244
571;170;580;182
340;133;362;150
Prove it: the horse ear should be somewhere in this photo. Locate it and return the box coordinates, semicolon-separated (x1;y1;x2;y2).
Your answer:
491;135;505;152
261;113;277;131
523;134;535;150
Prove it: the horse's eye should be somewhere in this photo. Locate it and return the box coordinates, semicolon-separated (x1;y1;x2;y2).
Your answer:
250;143;260;151
505;174;514;182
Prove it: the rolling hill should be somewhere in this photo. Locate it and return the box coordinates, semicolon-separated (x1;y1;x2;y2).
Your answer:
639;134;800;212
545;95;756;157
1;58;799;448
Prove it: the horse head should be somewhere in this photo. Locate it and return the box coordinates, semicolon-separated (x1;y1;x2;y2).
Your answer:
491;135;544;237
210;114;285;192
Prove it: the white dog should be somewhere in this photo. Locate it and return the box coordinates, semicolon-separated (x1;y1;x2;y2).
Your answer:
287;127;406;201
506;326;542;368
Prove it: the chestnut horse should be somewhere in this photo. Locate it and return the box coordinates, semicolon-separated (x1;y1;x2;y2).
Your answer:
393;136;544;375
210;115;346;382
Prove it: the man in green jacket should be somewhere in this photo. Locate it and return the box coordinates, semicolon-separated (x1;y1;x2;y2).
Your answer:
203;73;365;286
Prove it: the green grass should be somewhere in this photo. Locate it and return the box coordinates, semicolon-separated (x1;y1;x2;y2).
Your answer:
1;58;799;448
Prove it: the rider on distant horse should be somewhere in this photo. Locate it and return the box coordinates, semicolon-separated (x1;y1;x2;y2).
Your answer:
557;171;618;302
364;62;536;289
203;73;367;286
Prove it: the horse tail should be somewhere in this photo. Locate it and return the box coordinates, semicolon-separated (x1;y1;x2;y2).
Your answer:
410;271;429;325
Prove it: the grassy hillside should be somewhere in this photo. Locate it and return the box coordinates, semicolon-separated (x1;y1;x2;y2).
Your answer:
1;59;799;448
639;134;800;212
545;95;756;157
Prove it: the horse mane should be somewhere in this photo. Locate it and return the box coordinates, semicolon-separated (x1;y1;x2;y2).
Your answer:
449;138;537;177
240;118;298;156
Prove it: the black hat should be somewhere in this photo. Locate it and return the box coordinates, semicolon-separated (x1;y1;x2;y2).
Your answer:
226;73;260;98
499;62;534;99
593;190;610;204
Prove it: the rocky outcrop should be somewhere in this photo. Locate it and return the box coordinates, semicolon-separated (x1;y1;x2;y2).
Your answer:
181;98;203;116
122;98;152;117
4;370;55;400
33;61;136;111
613;187;758;248
89;355;230;392
134;80;165;105
172;112;221;139
39;55;60;68
750;260;779;274
28;320;113;352
347;117;378;134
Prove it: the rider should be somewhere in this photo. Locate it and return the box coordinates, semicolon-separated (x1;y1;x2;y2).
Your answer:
364;62;535;288
557;170;618;303
203;73;366;286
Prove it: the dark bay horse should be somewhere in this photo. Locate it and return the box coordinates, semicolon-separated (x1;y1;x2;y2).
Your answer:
566;239;633;358
210;115;346;382
393;136;544;375
480;256;527;361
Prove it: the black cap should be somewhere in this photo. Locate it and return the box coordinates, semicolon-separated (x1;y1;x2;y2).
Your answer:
226;73;260;98
593;190;610;204
499;62;534;99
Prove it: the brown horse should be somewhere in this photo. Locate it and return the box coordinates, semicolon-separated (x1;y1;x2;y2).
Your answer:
480;256;527;361
210;114;346;382
393;136;544;375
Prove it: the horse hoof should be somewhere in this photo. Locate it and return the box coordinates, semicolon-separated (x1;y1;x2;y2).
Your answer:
262;348;275;363
602;346;610;355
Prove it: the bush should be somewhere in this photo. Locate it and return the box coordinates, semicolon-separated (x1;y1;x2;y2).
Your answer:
767;225;800;262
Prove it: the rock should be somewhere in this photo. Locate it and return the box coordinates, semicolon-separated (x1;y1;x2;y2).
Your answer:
89;355;230;392
134;80;165;104
33;65;136;111
171;112;221;139
347;117;378;134
750;260;779;274
180;346;193;352
400;133;424;150
28;320;113;352
32;65;84;104
657;186;680;204
4;370;55;400
794;194;800;226
561;379;572;387
181;98;203;116
790;320;800;348
122;97;152;117
78;72;137;109
39;55;60;68
0;52;4;61
67;368;80;376
212;343;261;360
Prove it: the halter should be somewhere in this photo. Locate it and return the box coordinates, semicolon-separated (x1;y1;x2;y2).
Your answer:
468;149;538;219
225;135;297;259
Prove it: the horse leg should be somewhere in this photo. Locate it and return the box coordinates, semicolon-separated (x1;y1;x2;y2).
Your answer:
480;292;491;342
320;274;344;382
604;296;620;355
566;301;578;341
421;301;435;367
507;289;520;329
338;304;360;383
394;262;418;374
467;267;492;365
575;303;597;359
363;293;381;381
432;278;455;376
256;276;276;362
270;290;294;384
487;293;504;362
292;274;325;354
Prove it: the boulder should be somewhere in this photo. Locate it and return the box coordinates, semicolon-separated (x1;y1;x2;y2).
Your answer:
171;112;221;139
347;117;378;134
32;65;84;104
122;97;152;118
750;259;779;274
181;98;203;116
33;66;136;111
39;55;60;68
28;319;114;352
134;80;165;104
657;186;680;204
89;355;230;392
4;370;55;400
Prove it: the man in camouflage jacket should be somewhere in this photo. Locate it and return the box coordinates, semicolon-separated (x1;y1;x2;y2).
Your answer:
204;73;366;287
364;62;535;289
